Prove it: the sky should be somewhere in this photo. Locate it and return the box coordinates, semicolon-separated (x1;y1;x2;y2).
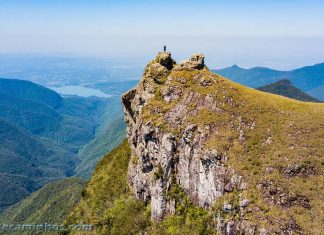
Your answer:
1;0;324;69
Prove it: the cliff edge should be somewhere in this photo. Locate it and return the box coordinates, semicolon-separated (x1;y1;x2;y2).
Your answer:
121;52;323;234
67;52;323;235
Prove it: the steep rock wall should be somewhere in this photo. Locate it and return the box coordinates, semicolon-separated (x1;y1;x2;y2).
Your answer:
122;52;245;223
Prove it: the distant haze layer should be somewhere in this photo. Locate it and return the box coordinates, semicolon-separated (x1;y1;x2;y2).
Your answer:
1;1;324;70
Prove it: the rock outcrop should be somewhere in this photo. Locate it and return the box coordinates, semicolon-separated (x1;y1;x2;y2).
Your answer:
122;52;324;234
173;53;207;71
122;52;246;230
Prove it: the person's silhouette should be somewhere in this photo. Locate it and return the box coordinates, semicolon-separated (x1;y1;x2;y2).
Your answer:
164;45;166;52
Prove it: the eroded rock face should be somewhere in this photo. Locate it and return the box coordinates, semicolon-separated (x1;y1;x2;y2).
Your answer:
122;52;245;223
120;52;323;234
174;53;207;71
156;52;175;70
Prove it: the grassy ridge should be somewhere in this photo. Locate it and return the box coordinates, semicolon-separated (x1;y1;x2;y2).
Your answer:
143;68;324;233
66;140;150;234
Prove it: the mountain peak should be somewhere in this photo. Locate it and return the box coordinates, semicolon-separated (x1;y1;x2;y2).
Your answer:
155;52;175;70
154;52;207;72
257;79;320;102
141;52;208;85
276;79;293;86
230;64;241;69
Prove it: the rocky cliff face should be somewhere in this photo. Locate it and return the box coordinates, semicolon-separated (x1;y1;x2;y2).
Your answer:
122;52;243;218
122;52;324;234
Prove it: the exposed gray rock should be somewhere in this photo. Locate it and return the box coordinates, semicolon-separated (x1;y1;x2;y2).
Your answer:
280;163;316;177
122;52;250;231
241;221;256;235
240;198;250;208
199;75;214;87
173;53;207;71
260;180;311;209
151;179;165;220
182;124;197;144
225;221;237;234
259;228;267;235
223;203;232;212
156;52;176;70
161;86;182;102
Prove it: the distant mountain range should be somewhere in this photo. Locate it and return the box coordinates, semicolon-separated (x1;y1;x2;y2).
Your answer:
0;78;125;211
257;79;320;102
213;62;324;100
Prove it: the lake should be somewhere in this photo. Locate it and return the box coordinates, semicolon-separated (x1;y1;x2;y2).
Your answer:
49;85;112;98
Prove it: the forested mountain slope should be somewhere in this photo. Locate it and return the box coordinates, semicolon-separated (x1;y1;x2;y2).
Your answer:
0;78;125;211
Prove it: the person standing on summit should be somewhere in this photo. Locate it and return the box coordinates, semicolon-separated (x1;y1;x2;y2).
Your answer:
164;45;166;52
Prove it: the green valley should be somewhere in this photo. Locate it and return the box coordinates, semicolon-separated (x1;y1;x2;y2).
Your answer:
0;78;125;211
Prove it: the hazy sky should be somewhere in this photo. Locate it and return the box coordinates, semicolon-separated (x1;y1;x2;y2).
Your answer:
1;0;324;69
